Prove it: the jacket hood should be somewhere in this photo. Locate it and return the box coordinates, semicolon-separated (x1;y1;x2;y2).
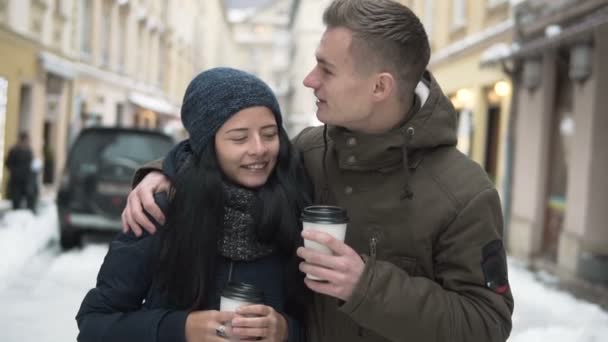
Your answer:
326;71;458;172
406;71;458;151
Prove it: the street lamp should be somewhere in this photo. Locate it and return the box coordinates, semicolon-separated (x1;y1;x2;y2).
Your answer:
494;80;511;97
569;43;593;82
522;58;542;91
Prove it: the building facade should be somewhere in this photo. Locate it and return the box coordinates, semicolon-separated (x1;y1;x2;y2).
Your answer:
411;0;515;201
0;0;236;196
228;0;294;128
287;0;326;136
500;0;608;286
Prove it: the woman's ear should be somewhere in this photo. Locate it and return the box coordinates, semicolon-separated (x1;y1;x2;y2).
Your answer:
372;72;395;102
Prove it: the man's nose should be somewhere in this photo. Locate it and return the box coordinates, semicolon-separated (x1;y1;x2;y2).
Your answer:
303;69;319;89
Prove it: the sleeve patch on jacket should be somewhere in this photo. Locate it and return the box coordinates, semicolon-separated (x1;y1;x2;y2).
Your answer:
481;239;509;295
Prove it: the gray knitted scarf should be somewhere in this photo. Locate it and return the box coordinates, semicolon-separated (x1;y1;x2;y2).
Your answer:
217;182;275;261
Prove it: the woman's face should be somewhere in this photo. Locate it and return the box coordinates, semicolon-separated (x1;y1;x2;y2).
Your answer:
215;106;280;188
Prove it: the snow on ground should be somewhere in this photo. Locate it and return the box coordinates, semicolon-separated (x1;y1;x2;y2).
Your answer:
0;198;59;289
508;259;608;341
0;198;607;341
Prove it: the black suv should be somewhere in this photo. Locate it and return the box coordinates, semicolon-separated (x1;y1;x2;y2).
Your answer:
57;127;173;249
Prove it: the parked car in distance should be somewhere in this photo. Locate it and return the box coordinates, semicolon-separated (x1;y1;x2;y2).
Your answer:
57;127;174;249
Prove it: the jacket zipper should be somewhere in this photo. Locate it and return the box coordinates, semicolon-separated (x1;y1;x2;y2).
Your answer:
358;233;379;337
370;235;378;259
228;260;234;282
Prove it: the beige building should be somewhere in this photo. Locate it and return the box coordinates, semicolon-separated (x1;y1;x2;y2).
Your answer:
288;0;327;136
492;0;608;287
407;0;515;199
0;0;236;196
228;0;294;125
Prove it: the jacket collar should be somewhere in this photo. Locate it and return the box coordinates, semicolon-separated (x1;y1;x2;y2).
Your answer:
326;71;457;172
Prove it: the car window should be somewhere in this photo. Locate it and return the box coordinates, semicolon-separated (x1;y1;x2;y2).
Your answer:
68;130;172;176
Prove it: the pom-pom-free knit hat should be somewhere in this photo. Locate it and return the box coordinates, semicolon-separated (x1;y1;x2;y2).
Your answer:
181;67;282;156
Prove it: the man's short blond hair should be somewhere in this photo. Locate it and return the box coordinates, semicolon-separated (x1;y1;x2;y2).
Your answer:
323;0;430;97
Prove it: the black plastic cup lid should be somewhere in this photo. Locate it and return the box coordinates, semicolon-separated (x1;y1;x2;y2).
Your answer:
221;282;264;303
301;205;349;224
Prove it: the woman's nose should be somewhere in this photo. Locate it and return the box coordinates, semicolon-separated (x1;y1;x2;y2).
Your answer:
248;136;268;155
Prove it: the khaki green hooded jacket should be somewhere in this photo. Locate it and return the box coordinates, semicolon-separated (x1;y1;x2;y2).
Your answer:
292;72;513;342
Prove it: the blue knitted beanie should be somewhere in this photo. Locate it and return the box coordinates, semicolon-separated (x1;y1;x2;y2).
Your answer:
181;67;282;156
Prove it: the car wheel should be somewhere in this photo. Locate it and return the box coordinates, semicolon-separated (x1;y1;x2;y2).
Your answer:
60;226;81;250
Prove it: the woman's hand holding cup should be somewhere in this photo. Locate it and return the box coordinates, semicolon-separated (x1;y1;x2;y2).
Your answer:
185;310;235;342
231;304;288;341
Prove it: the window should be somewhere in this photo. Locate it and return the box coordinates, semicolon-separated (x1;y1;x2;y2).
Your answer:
452;0;467;30
100;0;112;66
0;0;8;22
80;0;93;57
158;37;165;86
117;6;128;72
55;0;64;15
137;22;147;79
52;0;66;48
424;0;434;43
487;0;507;8
30;0;47;39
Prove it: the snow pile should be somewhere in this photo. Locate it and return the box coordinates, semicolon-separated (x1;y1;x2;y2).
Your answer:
0;201;58;287
480;42;512;64
0;244;108;341
508;259;608;341
510;0;527;6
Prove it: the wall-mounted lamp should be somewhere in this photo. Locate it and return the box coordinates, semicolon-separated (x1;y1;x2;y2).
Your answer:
456;88;474;109
569;43;593;82
494;80;511;97
522;58;542;91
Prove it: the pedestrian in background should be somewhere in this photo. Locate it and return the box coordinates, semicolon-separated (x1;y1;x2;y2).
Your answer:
5;131;36;213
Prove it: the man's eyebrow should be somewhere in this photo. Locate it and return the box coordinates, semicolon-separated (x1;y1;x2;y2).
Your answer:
316;56;336;69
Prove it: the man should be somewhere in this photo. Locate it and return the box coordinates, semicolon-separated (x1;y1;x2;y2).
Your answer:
122;1;514;341
5;132;36;212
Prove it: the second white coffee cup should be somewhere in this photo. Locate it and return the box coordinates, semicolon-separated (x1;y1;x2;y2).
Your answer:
220;282;264;341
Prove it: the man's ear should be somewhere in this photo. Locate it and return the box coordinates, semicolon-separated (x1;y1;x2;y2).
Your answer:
372;72;395;102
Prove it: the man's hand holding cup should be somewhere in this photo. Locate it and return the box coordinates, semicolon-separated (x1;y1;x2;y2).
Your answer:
296;206;365;301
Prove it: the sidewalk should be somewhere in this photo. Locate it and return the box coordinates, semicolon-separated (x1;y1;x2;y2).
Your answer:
0;199;10;219
0;185;56;219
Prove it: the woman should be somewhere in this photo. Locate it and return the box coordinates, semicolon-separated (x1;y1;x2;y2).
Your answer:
77;68;311;342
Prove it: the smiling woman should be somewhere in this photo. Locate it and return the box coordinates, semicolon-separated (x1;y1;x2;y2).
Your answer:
76;68;312;342
215;106;280;188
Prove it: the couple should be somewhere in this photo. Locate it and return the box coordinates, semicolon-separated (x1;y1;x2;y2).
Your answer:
77;1;514;341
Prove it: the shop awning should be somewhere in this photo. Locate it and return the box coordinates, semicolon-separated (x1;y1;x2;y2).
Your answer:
128;92;178;117
39;51;77;79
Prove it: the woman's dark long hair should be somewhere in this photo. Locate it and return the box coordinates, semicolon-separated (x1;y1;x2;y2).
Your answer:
155;126;312;322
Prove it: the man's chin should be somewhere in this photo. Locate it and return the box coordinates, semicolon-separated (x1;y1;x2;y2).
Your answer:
316;112;332;125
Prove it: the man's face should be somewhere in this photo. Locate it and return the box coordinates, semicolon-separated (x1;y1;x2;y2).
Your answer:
303;27;377;131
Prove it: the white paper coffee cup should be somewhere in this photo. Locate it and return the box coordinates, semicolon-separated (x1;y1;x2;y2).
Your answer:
219;282;264;341
301;205;349;281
